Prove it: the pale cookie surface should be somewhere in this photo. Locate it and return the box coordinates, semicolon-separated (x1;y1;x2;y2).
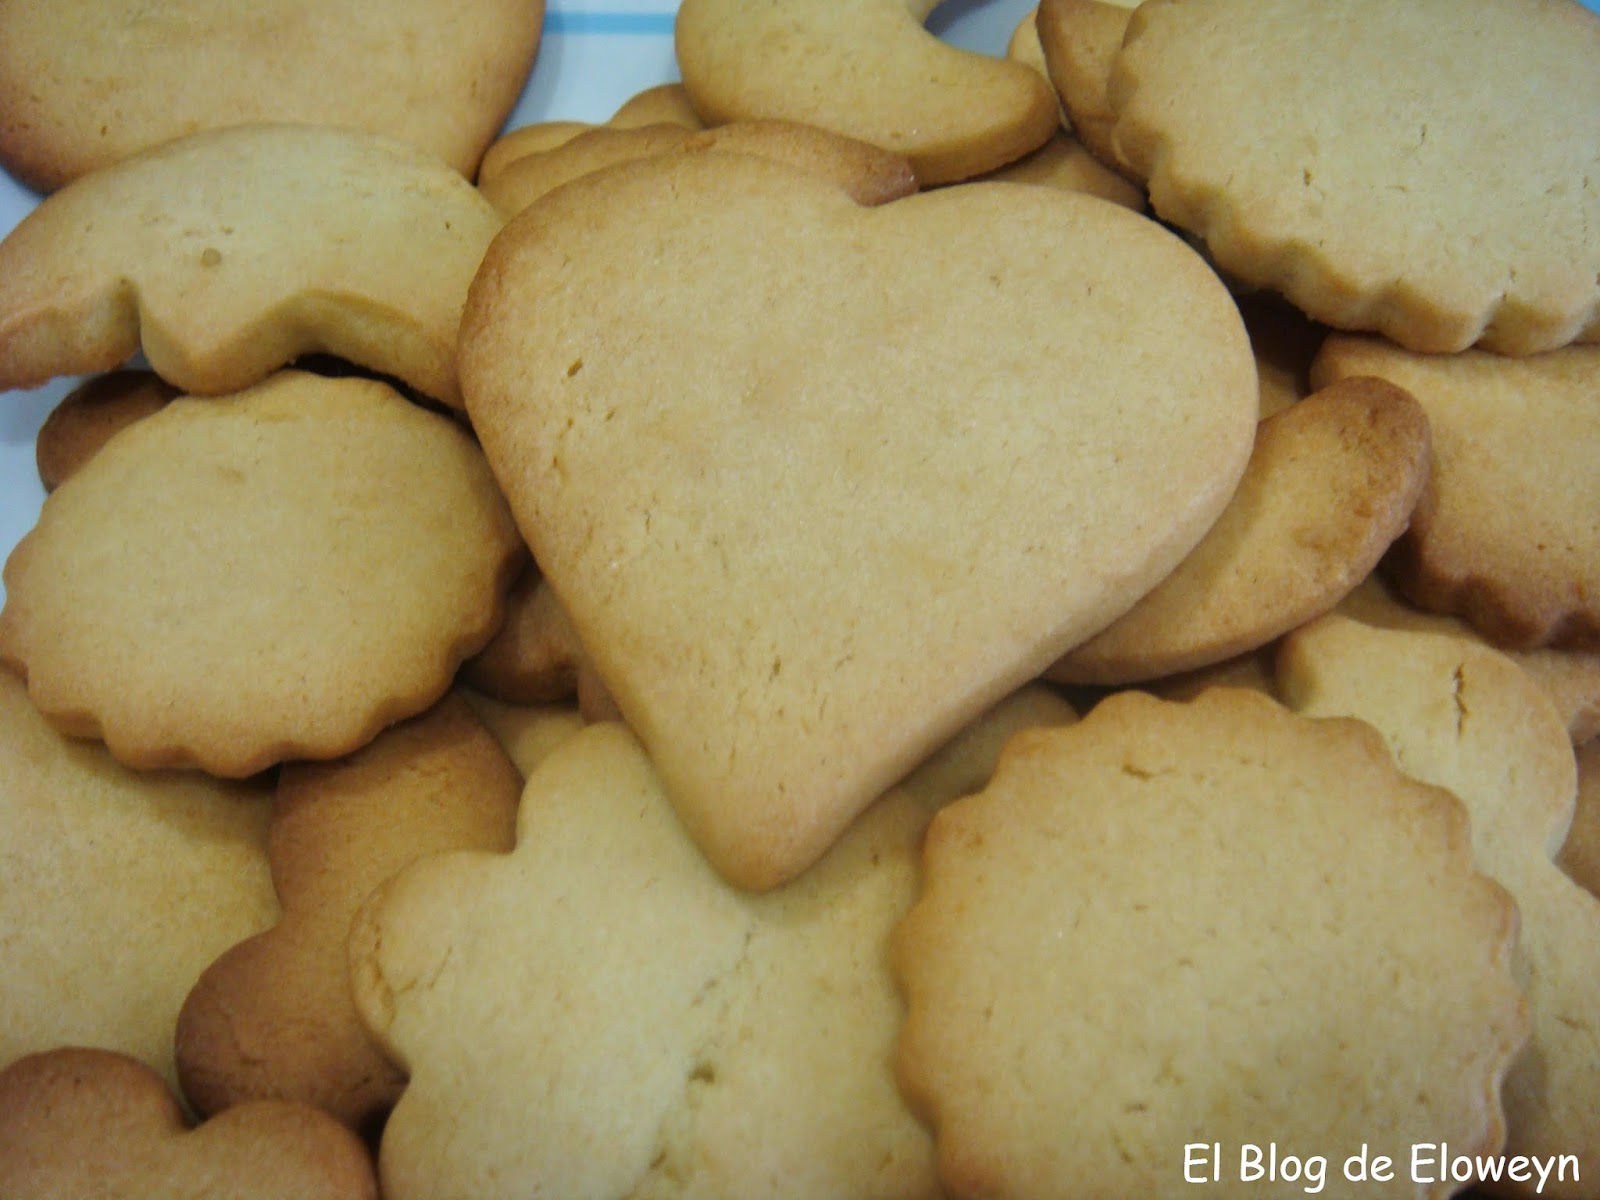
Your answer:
482;121;918;221
0;123;505;409
894;687;1525;1200
35;369;175;492
0;1049;377;1200
0;0;544;190
1050;376;1430;684
350;722;942;1200
1313;335;1600;651
1280;614;1600;1197
674;0;1060;184
175;692;522;1132
1108;0;1600;355
1036;0;1140;173
0;370;522;777
461;152;1256;889
0;669;277;1092
1337;574;1600;747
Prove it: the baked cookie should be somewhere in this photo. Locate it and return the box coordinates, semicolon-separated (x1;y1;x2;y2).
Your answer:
175;692;522;1133
460;566;587;706
0;0;544;190
1280;614;1600;1197
894;687;1525;1200
460;151;1257;889
457;689;586;779
0;370;523;777
1313;335;1600;651
0;122;505;409
0;1048;376;1200
476;83;706;189
1557;740;1600;899
0;668;277;1092
481;120;918;221
350;722;942;1200
674;0;1060;184
898;682;1077;811
1049;376;1430;684
1105;0;1600;354
1035;0;1140;173
34;370;175;492
1337;574;1600;747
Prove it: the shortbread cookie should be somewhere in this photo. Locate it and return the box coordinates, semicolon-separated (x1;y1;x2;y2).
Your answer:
476;84;706;188
481;120;918;221
897;682;1077;810
894;687;1525;1200
980;131;1145;211
0;0;544;190
0;122;504;409
0;669;277;1092
1280;614;1600;1196
1050;376;1430;684
0;1049;376;1200
35;370;175;492
458;689;586;778
175;693;522;1132
674;0;1060;184
460;151;1257;888
1337;574;1600;747
1313;335;1600;651
350;722;942;1200
1106;0;1600;354
0;370;522;777
1557;741;1600;899
460;567;587;706
1035;0;1140;173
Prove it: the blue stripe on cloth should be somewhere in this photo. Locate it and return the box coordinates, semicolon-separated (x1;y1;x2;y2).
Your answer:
544;11;677;35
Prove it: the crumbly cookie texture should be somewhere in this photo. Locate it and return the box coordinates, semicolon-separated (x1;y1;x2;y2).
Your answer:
0;122;505;409
0;0;544;190
0;370;523;777
1280;614;1600;1197
1108;0;1600;355
674;0;1060;184
461;151;1256;890
894;686;1525;1200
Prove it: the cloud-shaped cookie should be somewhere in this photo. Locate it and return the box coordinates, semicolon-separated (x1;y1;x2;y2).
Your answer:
350;722;941;1200
0;123;504;409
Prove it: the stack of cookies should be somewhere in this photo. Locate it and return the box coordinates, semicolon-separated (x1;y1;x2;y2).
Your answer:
1;2;1597;1198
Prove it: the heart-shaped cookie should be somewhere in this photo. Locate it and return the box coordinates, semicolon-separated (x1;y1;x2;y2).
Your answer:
460;152;1257;889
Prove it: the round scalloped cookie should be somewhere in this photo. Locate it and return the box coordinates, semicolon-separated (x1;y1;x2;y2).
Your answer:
0;370;523;777
0;122;505;410
894;687;1526;1200
1106;0;1600;355
0;0;544;191
673;0;1060;185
